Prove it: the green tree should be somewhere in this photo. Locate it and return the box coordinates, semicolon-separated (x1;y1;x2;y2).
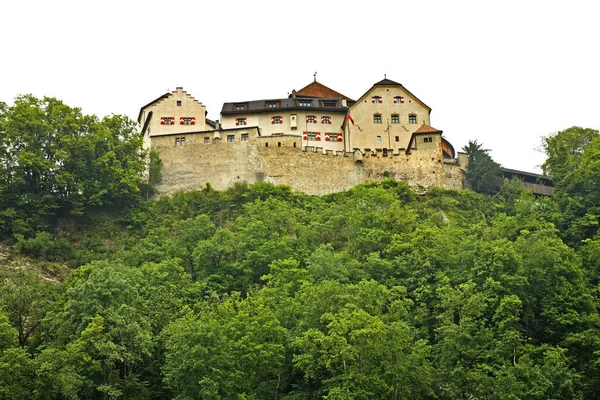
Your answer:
0;265;61;348
0;308;17;351
462;140;503;195
0;95;147;238
542;126;600;244
163;293;286;399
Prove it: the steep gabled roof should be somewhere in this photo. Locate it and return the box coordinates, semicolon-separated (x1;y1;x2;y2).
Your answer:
406;124;444;155
351;78;431;113
206;118;216;129
141;111;153;135
414;123;442;134
373;78;402;86
138;92;170;123
295;81;353;101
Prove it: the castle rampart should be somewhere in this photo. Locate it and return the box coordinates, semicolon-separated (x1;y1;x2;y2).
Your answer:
151;128;467;195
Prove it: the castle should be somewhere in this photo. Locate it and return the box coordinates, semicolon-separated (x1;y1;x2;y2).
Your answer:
138;77;468;195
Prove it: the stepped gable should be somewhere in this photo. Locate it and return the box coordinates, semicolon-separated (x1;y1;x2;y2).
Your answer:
296;80;353;101
137;87;204;123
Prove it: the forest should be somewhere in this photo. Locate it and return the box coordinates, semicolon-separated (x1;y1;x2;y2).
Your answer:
1;95;600;399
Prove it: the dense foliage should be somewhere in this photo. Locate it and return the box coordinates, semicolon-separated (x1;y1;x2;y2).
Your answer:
0;95;147;238
542;126;600;245
1;107;600;399
462;140;503;195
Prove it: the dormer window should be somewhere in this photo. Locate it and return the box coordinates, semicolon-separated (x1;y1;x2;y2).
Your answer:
234;104;247;111
394;96;404;104
322;100;337;108
372;96;382;104
267;101;280;109
298;100;312;107
235;118;247;126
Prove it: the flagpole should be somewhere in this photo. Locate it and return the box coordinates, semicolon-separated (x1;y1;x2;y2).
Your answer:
347;117;351;154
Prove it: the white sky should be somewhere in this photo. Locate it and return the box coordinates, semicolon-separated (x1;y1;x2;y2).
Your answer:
2;0;599;173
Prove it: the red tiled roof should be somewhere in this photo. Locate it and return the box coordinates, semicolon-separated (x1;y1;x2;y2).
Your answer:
296;81;353;101
414;123;442;134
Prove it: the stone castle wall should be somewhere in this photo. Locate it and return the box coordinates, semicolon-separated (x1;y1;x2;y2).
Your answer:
152;130;467;195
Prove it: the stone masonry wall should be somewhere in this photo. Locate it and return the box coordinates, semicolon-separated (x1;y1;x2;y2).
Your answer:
152;130;467;195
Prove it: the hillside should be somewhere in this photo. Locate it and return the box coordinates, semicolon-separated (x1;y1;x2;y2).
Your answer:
0;177;599;399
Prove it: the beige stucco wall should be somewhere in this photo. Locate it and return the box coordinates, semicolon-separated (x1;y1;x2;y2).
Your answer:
140;88;207;149
347;85;431;152
220;109;346;151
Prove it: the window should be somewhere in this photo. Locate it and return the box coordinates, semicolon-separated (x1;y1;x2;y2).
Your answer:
305;132;319;141
180;117;195;125
409;114;417;124
306;115;317;123
234;104;246;110
267;102;279;109
177;100;182;106
298;100;311;107
227;135;235;142
391;115;399;124
323;100;337;108
395;136;400;142
424;137;433;143
373;114;382;124
175;137;185;146
272;116;283;124
271;132;284;136
160;116;174;125
394;96;404;104
321;116;331;124
328;133;339;142
235;118;247;126
241;133;249;141
204;137;210;143
372;96;382;103
376;136;382;143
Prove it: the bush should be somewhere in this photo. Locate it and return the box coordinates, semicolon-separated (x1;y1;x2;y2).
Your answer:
14;232;71;261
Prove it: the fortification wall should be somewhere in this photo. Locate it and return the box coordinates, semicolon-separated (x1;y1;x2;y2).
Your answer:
444;152;468;190
151;131;467;195
152;128;264;194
